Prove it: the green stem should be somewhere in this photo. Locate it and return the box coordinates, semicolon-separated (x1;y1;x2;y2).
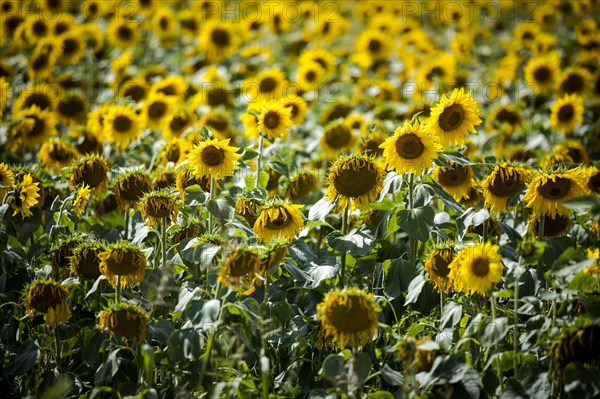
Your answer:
538;213;545;241
124;209;130;240
116;275;121;304
199;282;223;392
161;217;168;271
339;206;349;289
255;134;265;189
208;176;216;234
490;293;504;390
261;348;270;399
490;293;497;319
263;274;270;306
513;277;519;379
482;219;489;243
54;327;61;369
408;173;417;264
440;290;445;315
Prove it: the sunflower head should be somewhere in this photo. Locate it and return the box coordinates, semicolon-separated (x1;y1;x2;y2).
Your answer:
99;303;148;345
93;192;119;219
70;154;109;191
424;244;456;293
113;170;153;209
380;120;443;175
448;242;504;296
551;324;600;374
103;104;143;148
99;241;147;288
259;242;288;275
253;202;305;243
0;162;15;202
583;168;600;195
550;94;585;134
187;137;241;180
235;196;264;227
523;168;587;217
482;162;532;212
70;241;106;280
169;218;202;246
218;247;261;294
10;173;40;218
317;288;380;349
321;121;356;158
524;54;560;94
530;213;572;240
432;162;474;201
38;140;79;171
325;154;385;211
72;184;91;217
140;190;178;227
23;279;71;327
256;100;293;142
285;170;318;200
14;105;57;148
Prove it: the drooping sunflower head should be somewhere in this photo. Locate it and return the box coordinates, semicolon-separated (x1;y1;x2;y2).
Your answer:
523;168;587;217
425;88;482;147
256;100;293;142
551;324;600;374
99;303;148;345
0;162;15;202
98;241;147;288
218;247;261;294
380;120;443;175
325;154;385;210
140;190;178;227
432;162;474;201
259;242;288;275
186;137;240;180
70;241;106;280
583;167;600;195
321;121;356;159
235;195;264;227
253;202;305;243
50;235;85;277
481;162;533;212
113;170;153;210
448;242;504;296
69;154;109;191
529;212;572;240
424;244;456;293
285;170;318;200
317;288;380;349
23;279;70;327
103;104;142;149
550;94;585;134
169;218;202;246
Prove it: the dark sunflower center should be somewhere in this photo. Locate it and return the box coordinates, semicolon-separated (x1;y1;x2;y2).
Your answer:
495;109;520;125
265;209;291;229
159;17;168;31
207;87;229;107
27;116;45;137
62;37;79;56
560;73;584;94
263;111;280;129
266;170;281;191
533;66;551;83
537;177;571;199
395;133;425;160
29;285;64;312
24;93;51;110
488;172;521;197
437;165;469;187
119;175;151;202
438;103;465;131
305;70;317;82
58;96;85;118
206;116;228;132
326;295;374;333
123;84;146;102
259;77;278;94
169;115;189;133
471;257;490;277
427;66;445;80
557;104;574;122
117;25;133;41
166;144;180;163
227;251;258;276
113;115;133;133
32;20;48;37
148;101;167;120
324;103;352;124
105;249;141;275
211;28;230;47
368;38;382;53
364;139;384;157
325;124;352;149
567;147;584;163
49;145;72;161
157;85;176;96
32;53;50;71
110;309;144;338
539;213;571;237
588;172;600;194
74;248;102;279
333;164;378;198
432;253;451;278
201;145;225;166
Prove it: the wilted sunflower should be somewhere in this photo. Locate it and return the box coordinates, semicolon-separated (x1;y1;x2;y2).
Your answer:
70;241;105;280
380;120;442;175
14;105;57;148
259;242;288;275
140;190;178;227
551;324;600;373
523;169;587;217
424;245;456;293
72;184;91;217
93;192;119;219
99;303;148;345
0;162;15;202
256;100;292;142
37;140;78;171
103;105;142;149
432;162;474;201
425;88;482;147
448;242;504;296
530;213;572;240
524;54;561;94
50;235;85;278
199;20;238;61
254;202;304;243
549;94;584;134
11;173;40;218
285;170;318;200
325;154;385;210
481;162;532;212
113;170;153;210
70;154;109;191
235;196;264;227
169;218;201;246
99;241;147;288
582;167;600;195
486;104;522;134
187;137;240;180
23;279;70;327
218;247;261;294
317;288;380;349
321;121;356;158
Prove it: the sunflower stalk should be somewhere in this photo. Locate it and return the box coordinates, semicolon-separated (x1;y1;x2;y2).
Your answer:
513;275;519;379
255;134;265;189
199;282;224;391
208;176;215;234
116;275;121;304
54;327;61;369
339;206;350;289
408;172;417;265
161;217;168;272
124;209;130;240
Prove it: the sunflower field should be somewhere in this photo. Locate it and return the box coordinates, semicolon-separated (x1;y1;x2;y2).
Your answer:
1;0;600;398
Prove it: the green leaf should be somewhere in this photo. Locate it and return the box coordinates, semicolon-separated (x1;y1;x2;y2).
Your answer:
5;340;39;375
440;301;463;329
326;226;374;257
95;349;121;384
167;329;201;364
480;317;509;348
381;364;404;386
569;272;597;292
321;354;344;383
398;206;435;242
405;274;426;306
183;185;206;207
309;197;335;221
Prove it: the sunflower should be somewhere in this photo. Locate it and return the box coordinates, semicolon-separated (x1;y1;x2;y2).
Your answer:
551;325;600;373
240;111;260;140
321;121;356;158
486;104;523;134
218;247;261;294
23;279;70;327
298;48;336;78
28;38;60;80
243;68;287;101
86;104;111;140
151;6;177;40
549;94;584;134
14;105;57;148
37;140;78;171
523;169;587;217
175;165;212;198
140;190;178;227
55;92;88;126
424;245;456;293
24;16;51;43
49;235;84;278
317;288;380;349
153;168;177;189
259;242;288;275
70;154;109;191
235;196;264;227
285;170;318;200
99;303;148;345
13;83;59;113
141;92;178;130
355;28;392;64
187;138;240;180
11;173;40;218
482;163;533;212
113;170;153;210
583;168;600;195
524;54;561;94
380;120;442;175
58;30;85;65
555;141;589;165
199;20;238;61
325;154;385;210
70;241;105;280
280;95;307;125
432;162;474;201
530;213;572;240
169;219;202;246
448;242;504;296
425;88;482;147
360;131;387;158
119;77;149;103
254;202;305;243
256;100;293;142
559;68;592;96
162;137;192;166
103;105;142;149
0;163;15;202
296;61;325;92
199;111;236;140
99;241;147;288
107;19;138;48
162;110;195;140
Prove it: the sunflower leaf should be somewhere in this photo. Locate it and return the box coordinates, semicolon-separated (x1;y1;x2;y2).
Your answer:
326;226;374;257
405;274;426;306
398;206;435;242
